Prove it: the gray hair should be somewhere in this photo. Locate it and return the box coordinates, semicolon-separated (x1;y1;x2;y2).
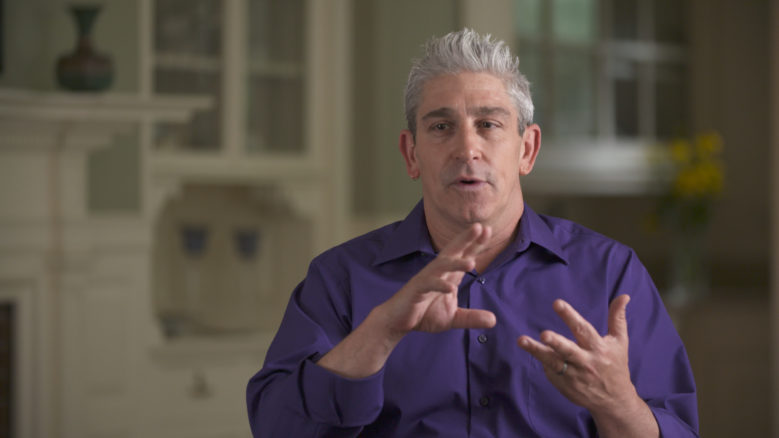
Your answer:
404;28;534;135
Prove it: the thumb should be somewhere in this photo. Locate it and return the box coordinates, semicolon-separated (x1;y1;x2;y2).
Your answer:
608;294;631;341
451;308;497;330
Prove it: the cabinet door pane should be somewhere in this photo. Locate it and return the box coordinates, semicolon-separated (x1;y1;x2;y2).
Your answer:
611;0;638;40
655;0;688;44
554;50;596;137
247;77;303;153
518;46;547;129
154;0;223;151
655;63;688;138
154;69;222;150
246;0;305;154
155;0;222;56
514;0;542;38
553;0;596;44
612;59;639;137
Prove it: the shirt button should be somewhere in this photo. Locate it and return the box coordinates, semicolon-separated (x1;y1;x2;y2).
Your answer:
477;334;488;344
479;396;490;407
477;277;486;285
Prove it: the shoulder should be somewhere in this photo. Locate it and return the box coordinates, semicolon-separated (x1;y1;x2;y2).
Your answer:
310;220;403;274
538;213;637;262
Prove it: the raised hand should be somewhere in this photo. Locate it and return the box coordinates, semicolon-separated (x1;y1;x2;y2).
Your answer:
317;223;497;379
517;296;658;437
379;223;497;338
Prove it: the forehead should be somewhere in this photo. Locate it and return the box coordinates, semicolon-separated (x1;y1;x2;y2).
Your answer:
417;72;514;118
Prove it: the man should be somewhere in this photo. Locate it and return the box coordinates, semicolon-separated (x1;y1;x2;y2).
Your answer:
247;29;698;437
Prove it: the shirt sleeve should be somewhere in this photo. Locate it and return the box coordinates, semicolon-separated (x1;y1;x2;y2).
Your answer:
616;249;699;437
246;258;385;437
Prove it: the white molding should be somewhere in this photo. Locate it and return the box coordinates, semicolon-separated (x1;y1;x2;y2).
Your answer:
0;88;211;123
149;152;326;184
0;120;130;151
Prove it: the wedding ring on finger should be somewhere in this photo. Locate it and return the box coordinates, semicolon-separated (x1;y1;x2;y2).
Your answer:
557;360;568;376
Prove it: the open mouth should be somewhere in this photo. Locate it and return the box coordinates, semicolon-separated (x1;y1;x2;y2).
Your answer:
455;178;487;188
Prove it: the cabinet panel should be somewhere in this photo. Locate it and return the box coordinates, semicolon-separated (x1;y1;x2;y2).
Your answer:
152;0;308;157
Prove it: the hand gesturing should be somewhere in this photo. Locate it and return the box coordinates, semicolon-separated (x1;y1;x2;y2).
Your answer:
380;223;497;337
518;296;637;413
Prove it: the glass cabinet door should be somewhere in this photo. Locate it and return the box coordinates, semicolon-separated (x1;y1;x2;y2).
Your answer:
153;0;223;151
245;0;306;154
151;0;308;156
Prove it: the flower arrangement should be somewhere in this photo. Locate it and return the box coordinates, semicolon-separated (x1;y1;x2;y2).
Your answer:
649;131;724;307
652;132;725;234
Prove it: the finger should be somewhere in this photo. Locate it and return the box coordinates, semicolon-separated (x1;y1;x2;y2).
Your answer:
517;335;561;369
539;330;588;364
607;294;631;341
427;255;475;277
553;299;602;350
451;308;496;329
440;223;483;258
415;276;457;296
460;224;491;259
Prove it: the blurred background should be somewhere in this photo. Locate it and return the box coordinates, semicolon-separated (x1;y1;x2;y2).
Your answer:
0;0;776;437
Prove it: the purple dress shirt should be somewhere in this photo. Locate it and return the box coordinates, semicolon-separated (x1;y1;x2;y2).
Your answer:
247;201;698;437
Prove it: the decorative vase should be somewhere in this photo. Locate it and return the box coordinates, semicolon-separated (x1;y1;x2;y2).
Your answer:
55;5;114;92
666;230;709;309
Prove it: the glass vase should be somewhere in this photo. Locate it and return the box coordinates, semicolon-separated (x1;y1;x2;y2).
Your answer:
667;229;709;309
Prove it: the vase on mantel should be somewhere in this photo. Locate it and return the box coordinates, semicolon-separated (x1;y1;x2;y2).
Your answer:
666;230;710;309
55;4;114;92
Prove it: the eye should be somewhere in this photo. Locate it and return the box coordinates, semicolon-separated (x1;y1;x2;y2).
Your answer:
433;123;449;131
479;120;498;129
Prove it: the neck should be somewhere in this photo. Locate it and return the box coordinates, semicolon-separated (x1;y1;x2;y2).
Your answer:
425;201;524;273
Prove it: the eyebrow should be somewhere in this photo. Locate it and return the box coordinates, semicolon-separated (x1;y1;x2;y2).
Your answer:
420;106;512;121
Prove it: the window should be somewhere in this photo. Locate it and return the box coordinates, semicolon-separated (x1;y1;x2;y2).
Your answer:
514;0;689;143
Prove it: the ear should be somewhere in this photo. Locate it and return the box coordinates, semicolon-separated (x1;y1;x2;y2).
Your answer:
518;124;541;176
399;129;420;179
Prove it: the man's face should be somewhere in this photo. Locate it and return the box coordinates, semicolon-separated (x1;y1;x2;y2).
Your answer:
400;72;540;227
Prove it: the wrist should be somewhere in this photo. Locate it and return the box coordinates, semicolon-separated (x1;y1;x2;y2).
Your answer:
590;390;656;437
368;303;409;347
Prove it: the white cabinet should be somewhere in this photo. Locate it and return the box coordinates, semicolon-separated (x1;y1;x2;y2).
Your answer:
150;0;315;162
142;0;351;339
137;1;352;437
0;0;352;436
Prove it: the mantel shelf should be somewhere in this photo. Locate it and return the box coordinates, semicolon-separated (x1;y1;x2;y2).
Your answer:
150;152;325;184
0;88;211;123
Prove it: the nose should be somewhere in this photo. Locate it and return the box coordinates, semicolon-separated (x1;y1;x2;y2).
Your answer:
453;126;482;162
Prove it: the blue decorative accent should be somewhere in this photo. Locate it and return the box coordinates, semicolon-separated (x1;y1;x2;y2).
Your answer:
181;225;208;257
235;228;260;260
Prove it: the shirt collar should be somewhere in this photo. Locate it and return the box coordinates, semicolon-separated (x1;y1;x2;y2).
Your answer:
513;204;569;265
373;200;569;266
373;200;436;266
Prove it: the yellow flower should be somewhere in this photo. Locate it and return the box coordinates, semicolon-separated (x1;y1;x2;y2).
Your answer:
652;131;724;233
695;132;723;158
670;139;692;164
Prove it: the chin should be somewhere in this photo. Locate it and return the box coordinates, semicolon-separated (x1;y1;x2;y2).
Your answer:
452;205;493;224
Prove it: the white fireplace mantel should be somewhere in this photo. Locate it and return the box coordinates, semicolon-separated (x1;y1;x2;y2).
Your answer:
0;87;210;438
